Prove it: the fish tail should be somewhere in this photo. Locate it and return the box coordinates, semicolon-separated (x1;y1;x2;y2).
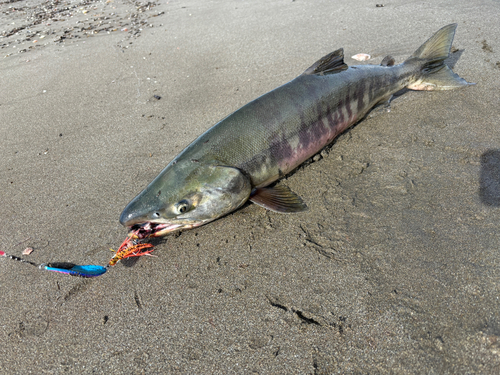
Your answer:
405;24;474;90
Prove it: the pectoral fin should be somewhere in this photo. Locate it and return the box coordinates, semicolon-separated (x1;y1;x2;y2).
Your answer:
249;185;308;213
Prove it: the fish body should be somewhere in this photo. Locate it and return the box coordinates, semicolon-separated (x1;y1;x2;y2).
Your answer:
180;64;398;188
120;24;473;238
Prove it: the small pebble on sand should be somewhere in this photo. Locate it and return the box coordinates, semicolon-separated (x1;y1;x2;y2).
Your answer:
22;247;34;255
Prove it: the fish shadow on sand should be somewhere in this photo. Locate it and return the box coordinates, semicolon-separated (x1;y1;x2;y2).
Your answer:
479;150;500;206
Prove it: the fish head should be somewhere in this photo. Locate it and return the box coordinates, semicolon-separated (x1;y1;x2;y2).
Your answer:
120;160;251;238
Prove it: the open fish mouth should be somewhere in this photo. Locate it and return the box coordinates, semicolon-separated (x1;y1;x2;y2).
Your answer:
128;222;184;239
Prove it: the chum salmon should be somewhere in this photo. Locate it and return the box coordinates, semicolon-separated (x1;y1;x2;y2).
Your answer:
120;24;473;239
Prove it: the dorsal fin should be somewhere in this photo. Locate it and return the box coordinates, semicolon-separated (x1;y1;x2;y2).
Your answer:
303;48;348;76
381;55;395;66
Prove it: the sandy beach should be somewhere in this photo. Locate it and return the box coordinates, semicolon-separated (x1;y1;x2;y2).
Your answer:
1;0;500;373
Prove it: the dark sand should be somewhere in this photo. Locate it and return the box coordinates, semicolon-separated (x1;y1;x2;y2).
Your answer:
1;0;500;373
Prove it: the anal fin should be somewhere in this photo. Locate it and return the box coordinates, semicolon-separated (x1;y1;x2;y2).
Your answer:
369;94;393;117
250;185;308;213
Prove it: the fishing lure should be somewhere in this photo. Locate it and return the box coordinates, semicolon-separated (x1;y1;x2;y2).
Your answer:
1;249;107;277
43;263;108;277
108;236;155;267
1;232;156;278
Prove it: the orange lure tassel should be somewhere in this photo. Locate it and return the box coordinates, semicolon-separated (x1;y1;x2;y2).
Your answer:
108;236;154;267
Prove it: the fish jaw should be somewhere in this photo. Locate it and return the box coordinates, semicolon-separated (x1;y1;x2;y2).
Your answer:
148;223;196;237
127;221;204;239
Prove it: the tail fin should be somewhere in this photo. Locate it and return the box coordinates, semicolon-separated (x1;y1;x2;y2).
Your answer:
406;24;474;91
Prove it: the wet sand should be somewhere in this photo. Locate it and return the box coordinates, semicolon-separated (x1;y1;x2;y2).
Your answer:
1;0;500;373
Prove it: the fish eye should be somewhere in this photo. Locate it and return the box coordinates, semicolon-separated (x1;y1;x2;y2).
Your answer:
176;199;190;214
153;212;161;218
